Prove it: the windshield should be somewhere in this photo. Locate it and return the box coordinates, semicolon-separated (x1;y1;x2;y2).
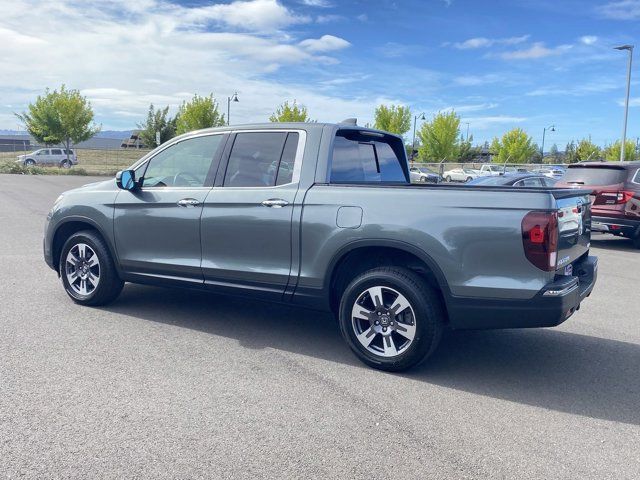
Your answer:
468;176;509;185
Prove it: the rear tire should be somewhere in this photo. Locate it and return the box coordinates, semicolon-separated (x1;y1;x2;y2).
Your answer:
633;234;640;249
466;177;472;182
338;267;444;372
59;230;124;306
60;160;71;169
445;175;452;182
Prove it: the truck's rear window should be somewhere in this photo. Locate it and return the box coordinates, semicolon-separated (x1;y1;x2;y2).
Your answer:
330;131;406;183
563;167;627;186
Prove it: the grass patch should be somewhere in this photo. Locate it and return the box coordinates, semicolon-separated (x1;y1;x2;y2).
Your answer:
0;161;91;176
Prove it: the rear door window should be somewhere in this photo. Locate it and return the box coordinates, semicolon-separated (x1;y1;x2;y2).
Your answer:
223;132;299;187
51;149;62;155
563;167;627;185
330;132;406;183
632;169;640;185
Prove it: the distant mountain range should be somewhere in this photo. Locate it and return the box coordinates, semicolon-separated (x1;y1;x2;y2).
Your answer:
0;129;133;139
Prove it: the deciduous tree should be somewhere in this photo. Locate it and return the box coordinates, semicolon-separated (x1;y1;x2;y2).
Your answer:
175;94;225;135
138;104;176;148
603;140;637;161
576;138;601;162
269;100;311;122
417;111;461;161
373;104;411;136
16;85;100;163
490;128;537;164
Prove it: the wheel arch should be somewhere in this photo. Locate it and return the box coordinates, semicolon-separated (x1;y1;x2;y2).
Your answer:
51;217;118;274
325;240;451;317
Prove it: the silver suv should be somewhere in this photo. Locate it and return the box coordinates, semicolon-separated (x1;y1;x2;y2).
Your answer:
17;148;77;168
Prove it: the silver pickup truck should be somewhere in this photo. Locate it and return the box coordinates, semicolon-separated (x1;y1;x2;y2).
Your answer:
44;122;597;371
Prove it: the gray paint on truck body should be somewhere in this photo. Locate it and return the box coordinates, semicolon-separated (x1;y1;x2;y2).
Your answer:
44;122;594;329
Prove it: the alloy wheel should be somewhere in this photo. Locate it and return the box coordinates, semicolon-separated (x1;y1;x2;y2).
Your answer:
65;243;100;296
351;286;416;358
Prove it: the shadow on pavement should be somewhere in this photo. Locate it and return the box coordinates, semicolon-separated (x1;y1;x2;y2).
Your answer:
107;284;640;426
590;234;638;252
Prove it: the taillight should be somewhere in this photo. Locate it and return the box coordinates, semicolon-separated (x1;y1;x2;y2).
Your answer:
522;211;558;271
599;190;634;204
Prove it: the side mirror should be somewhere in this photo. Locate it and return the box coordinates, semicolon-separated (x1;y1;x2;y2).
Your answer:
116;169;138;191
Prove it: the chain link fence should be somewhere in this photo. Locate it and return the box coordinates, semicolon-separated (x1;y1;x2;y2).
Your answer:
0;143;151;175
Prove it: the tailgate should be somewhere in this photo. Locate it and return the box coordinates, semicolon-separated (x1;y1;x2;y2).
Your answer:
555;193;591;274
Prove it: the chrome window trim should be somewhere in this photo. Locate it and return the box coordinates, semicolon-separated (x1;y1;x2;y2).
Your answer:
221;129;307;188
632;168;640;185
133;132;226;190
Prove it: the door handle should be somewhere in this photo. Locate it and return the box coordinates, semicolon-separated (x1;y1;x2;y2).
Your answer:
261;198;289;208
177;198;201;207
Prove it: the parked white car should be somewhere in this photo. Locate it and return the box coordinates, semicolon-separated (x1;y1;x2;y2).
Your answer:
478;164;504;176
533;168;565;179
17;148;77;168
443;168;480;183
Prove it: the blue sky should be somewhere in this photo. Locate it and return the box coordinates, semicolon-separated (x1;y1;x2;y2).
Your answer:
1;0;640;148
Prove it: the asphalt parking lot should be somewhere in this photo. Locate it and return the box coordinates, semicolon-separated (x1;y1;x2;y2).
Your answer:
1;174;639;479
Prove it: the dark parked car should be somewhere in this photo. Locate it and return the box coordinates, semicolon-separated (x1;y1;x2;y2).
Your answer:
556;161;640;248
467;174;557;187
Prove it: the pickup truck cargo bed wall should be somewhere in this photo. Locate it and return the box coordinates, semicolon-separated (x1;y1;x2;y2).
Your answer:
297;184;586;309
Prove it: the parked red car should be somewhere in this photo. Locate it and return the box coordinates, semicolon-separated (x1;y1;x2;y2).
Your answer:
556;162;640;248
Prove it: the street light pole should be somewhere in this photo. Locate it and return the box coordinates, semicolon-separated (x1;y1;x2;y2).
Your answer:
412;113;425;161
227;92;239;126
614;45;634;162
540;124;555;159
465;122;470;141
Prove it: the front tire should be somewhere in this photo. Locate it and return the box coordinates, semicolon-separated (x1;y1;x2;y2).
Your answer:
24;159;35;166
466;176;472;182
59;230;124;306
633;234;640;249
338;267;444;371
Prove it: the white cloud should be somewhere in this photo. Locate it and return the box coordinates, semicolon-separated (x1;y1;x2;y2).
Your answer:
356;13;368;22
595;0;640;20
441;103;499;113
316;14;344;23
0;0;364;129
580;35;598;45
179;0;311;31
619;97;640;106
461;116;527;130
500;42;572;60
453;74;502;86
299;35;351;52
300;0;332;7
452;35;529;50
527;80;619;97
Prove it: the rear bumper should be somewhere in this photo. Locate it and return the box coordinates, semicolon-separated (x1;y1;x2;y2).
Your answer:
591;216;640;236
448;256;598;330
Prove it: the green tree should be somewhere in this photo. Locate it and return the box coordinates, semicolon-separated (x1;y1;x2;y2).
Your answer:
603;140;638;161
16;85;100;163
373;104;411;136
175;94;225;135
417;110;461;161
138;104;176;148
576;138;601;162
564;141;578;164
490;128;538;164
269;100;311;122
458;135;478;162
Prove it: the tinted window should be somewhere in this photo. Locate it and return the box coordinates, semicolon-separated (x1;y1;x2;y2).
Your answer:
51;149;62;155
520;177;543;187
224;132;288;187
275;133;299;186
330;133;406;183
563;167;627;186
142;135;222;188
